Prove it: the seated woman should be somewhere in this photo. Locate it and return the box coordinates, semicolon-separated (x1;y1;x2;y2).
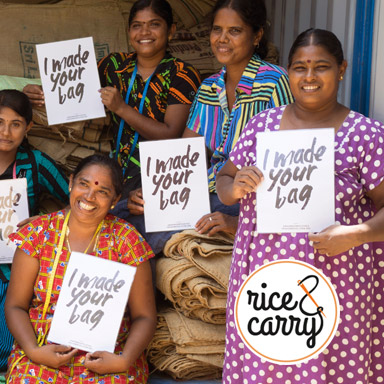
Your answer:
0;89;69;372
125;0;293;254
5;154;156;383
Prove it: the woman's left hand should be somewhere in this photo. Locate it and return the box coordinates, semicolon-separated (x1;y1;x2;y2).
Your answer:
84;351;128;374
195;212;238;236
99;87;125;115
309;224;360;256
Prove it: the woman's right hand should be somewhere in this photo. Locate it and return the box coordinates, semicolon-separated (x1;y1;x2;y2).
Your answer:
99;86;125;115
127;188;145;215
29;344;78;368
23;84;45;107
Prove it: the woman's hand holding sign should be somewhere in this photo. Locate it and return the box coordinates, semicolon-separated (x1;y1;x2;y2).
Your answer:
217;163;264;206
29;344;78;369
309;224;360;256
233;166;264;198
23;84;45;107
84;350;129;375
127;188;145;215
99;86;125;115
310;181;384;256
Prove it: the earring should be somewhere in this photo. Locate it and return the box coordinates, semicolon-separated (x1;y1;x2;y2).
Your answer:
69;187;72;192
339;76;344;81
111;205;115;210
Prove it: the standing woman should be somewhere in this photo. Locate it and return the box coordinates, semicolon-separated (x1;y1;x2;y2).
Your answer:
5;154;156;384
98;0;201;200
0;89;69;372
216;29;384;383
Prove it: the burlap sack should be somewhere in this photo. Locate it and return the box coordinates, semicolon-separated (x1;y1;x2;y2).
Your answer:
0;0;128;78
156;256;227;324
32;106;85;134
27;135;78;165
147;310;223;380
186;353;224;369
27;135;97;175
168;22;221;76
2;0;60;3
163;310;225;345
163;229;234;288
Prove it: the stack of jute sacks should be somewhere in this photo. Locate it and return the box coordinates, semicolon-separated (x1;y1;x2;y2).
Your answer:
28;106;112;174
146;230;235;380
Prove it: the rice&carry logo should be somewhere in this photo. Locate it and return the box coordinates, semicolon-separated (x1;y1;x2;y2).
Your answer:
235;259;340;364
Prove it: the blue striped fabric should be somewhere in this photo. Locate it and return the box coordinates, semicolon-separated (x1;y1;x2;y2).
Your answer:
186;54;293;192
0;280;12;371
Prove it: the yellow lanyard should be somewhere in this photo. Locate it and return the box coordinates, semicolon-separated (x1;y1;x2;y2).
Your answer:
39;210;71;332
40;210;104;341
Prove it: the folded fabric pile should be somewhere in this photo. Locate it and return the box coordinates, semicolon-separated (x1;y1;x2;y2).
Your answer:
147;229;234;379
28;106;112;174
147;309;224;380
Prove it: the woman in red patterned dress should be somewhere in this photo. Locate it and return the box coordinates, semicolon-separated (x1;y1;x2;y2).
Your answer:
4;154;156;384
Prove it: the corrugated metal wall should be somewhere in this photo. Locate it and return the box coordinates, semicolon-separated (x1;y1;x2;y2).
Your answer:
265;0;356;107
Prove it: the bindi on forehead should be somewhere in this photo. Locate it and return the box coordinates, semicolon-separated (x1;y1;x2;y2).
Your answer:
307;60;311;63
95;181;99;185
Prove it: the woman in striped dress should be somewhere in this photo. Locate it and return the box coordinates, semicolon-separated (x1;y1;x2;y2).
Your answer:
181;0;293;237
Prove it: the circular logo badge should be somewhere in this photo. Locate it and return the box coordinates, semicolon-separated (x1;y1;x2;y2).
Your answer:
235;259;340;365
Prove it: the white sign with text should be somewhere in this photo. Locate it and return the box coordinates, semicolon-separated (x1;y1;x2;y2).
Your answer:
140;137;210;232
48;252;136;353
36;37;105;125
0;178;29;263
256;128;335;233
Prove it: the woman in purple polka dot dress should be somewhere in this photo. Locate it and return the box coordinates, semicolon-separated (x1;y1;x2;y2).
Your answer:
216;28;384;384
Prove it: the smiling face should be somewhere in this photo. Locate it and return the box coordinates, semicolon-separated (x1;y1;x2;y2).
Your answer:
210;7;262;71
128;7;174;60
69;164;119;226
288;44;347;111
0;106;31;155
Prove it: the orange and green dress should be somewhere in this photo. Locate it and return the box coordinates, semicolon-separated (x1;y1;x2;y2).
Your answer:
6;210;154;384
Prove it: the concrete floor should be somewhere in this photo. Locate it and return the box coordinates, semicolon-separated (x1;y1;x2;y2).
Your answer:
148;374;221;383
0;372;221;383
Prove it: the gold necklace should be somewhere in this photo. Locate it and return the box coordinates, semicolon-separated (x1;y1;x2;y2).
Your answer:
66;217;104;254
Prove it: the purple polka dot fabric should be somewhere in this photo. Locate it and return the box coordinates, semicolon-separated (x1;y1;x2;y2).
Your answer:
225;106;384;384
